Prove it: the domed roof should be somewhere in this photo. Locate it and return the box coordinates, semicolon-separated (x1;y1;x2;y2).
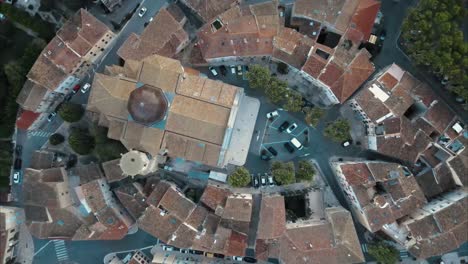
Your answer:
128;85;168;125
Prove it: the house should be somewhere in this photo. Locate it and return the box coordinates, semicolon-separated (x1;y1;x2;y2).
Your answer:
100;0;122;13
117;4;189;62
193;0;379;105
22;164;134;240
255;195;364;264
87;54;258;168
332;161;427;233
0;206;23;264
179;0;241;23
16;9;115;130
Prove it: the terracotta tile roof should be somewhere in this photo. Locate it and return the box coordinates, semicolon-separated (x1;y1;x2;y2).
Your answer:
406;214;440;239
95;207;131;240
302;54;327;78
199;185;231;212
57;9;110;57
185;205;209;230
166;3;186;24
272;28;314;69
102;159;126;183
159;186;196;221
257;195;286;239
222;194;252;223
113;183;148;219
318;62;344;87
16;80;48;111
146;181;171;207
433;198;467;232
226;231;248;256
448;148;468;186
329;49;374;103
424;100;456;134
180;0;240;22
29;150;54;170
27;55;69;91
378;72;398;90
117;8;188;61
350;0;381;41
80;179;108;212
138;206;183;242
409;231;459;259
293;0;349;32
170;223;197;248
339;163;373;185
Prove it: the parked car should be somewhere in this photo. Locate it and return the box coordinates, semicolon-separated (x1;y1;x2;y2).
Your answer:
286;123;298;134
204;252;215;258
232;256;243;261
219;65;227;75
209;67;218;76
138;7;147;17
47;112;57;122
213;253;225;259
267;146;278;156
162;245;174;251
237;65;243;75
230;66;236;74
342;140;352;147
284;142;295;153
243;257;258;263
190;250;204;255
260;153;272;161
180;249;190;254
260;175;267;186
13;171;21;184
253;175;259;188
290;137;304;150
278;121;290;132
72;84;81;93
81;83;91;93
15;145;22;156
268;175;274;186
266;110;279;119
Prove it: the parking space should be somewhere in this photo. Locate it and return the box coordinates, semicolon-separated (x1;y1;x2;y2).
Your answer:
260;109;310;161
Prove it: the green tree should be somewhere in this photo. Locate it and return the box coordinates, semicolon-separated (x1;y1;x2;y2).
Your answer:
283;91;303;112
271;161;295;185
228;167;251;187
68;128;95;155
368;242;399;264
303;107;325;127
58;103;84;123
296;160;315;182
91;124;127;162
324;119;351;142
401;0;467;102
265;78;287;103
246;65;271;90
49;133;65;145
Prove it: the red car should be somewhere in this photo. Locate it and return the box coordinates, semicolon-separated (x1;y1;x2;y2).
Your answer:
72;84;81;93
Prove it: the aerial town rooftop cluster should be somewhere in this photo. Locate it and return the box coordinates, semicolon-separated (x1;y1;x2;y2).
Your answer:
3;0;467;263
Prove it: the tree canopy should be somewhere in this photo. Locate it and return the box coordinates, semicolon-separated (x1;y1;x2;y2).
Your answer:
283;90;304;112
271;161;295;185
324;119;351;142
401;0;467;101
246;65;271;90
92;124;127;162
68;128;95;155
266;78;287;103
49;133;65;145
228;167;251;187
368;242;399;264
296;160;316;182
58;102;84;123
304;107;325;127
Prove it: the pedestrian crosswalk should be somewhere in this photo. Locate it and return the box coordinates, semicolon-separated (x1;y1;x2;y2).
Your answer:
400;250;409;258
27;130;53;138
53;240;69;262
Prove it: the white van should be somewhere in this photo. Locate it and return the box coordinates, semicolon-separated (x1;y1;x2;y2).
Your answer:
290;138;303;150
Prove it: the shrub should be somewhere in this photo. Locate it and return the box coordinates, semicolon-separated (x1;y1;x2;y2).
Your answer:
368;242;399;264
296;160;315;182
324;119;351;142
271;161;295;185
49;133;65;145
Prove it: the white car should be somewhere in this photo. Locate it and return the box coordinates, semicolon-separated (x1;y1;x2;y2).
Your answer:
268;175;274;186
286;123;298;134
13;171;20;184
266;110;279;119
47;112;57;122
81;83;91;94
209;67;218;76
162;245;174;251
232;256;243;261
290;137;303;150
138;7;147;17
230;66;236;74
237;65;243;75
342;140;352;147
180;249;190;254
